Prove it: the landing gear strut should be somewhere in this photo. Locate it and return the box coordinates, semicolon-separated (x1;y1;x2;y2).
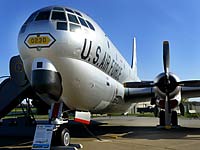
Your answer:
159;110;165;126
32;102;82;149
171;111;178;126
49;102;71;146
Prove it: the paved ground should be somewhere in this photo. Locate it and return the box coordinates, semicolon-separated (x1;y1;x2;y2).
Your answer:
1;116;200;149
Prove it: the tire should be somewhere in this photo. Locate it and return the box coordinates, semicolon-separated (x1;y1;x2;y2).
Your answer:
154;106;159;117
60;128;70;146
171;111;178;126
159;110;165;126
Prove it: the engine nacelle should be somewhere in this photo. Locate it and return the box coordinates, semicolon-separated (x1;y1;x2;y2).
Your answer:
156;92;181;109
154;72;181;99
154;72;181;109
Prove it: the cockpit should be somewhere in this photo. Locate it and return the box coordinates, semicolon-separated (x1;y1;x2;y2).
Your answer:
20;6;95;34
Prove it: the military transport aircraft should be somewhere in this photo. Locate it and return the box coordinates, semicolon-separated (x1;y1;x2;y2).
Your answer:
1;6;200;146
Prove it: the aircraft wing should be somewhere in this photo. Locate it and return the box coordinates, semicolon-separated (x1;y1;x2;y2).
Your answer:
124;87;154;103
124;86;200;103
181;87;200;99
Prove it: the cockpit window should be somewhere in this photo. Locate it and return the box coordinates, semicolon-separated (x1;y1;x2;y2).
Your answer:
51;11;67;21
65;8;74;13
75;11;82;17
67;14;79;24
69;23;81;32
35;11;50;21
53;7;64;11
57;22;68;30
86;20;95;31
24;11;37;24
20;25;26;33
78;17;88;28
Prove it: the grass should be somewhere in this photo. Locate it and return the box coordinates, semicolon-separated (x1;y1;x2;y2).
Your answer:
2;107;40;119
179;113;200;119
133;113;155;117
2;107;200;120
34;115;49;120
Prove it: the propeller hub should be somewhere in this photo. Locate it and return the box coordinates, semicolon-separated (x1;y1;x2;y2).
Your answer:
154;73;180;99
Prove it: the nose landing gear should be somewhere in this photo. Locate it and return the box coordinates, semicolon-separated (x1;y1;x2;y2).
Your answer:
52;125;71;147
32;102;83;150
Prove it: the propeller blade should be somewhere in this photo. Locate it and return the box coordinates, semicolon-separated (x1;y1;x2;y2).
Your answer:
123;81;154;88
163;41;170;74
163;41;171;113
178;80;200;87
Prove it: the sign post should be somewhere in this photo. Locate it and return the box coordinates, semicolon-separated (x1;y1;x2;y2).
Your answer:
32;124;54;150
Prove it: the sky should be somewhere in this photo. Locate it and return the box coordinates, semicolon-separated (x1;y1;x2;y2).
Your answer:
1;0;200;83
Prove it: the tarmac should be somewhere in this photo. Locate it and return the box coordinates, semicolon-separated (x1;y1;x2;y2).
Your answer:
0;116;200;150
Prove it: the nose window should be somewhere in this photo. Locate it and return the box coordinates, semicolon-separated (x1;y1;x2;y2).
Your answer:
35;11;50;21
51;11;67;21
65;8;74;13
57;22;68;30
24;11;38;24
53;7;64;11
67;14;79;24
78;17;88;28
74;11;82;17
86;20;95;31
70;23;81;32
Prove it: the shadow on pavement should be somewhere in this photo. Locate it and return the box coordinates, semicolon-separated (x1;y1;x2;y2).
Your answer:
67;120;200;140
1;119;200;149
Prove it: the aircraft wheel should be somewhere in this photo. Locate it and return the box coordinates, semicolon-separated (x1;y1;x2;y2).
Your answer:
60;128;70;146
154;106;159;117
171;111;178;126
159;110;165;126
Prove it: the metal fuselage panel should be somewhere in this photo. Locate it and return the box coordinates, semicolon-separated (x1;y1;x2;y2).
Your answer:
18;7;138;113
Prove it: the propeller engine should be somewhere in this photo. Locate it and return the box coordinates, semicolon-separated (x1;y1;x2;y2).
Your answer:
154;72;181;110
124;41;200;126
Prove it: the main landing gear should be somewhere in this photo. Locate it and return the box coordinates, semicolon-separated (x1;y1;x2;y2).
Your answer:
159;110;179;128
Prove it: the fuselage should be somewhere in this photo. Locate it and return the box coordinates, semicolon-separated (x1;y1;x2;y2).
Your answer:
18;6;139;113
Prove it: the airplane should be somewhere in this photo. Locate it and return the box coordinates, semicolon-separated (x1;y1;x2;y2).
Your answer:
1;5;200;146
